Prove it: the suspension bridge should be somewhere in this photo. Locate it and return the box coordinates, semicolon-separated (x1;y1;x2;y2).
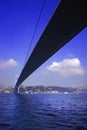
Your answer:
15;0;87;92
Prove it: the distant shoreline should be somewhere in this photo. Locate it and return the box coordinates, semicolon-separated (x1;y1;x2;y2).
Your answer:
0;86;87;94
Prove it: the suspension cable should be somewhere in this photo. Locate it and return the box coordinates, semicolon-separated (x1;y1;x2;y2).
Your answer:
23;0;46;66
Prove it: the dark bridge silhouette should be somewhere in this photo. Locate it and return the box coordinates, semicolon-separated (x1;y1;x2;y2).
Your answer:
15;0;87;92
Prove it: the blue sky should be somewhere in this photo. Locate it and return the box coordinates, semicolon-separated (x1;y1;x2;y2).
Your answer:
0;0;87;88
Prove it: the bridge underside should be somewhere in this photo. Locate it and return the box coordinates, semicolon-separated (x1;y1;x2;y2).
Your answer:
15;0;87;92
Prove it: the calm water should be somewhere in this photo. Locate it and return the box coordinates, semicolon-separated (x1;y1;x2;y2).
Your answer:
0;93;87;130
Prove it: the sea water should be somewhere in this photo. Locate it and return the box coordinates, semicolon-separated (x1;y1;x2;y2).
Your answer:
0;93;87;130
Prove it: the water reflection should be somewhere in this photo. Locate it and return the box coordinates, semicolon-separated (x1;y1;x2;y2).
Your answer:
0;93;36;130
9;93;37;129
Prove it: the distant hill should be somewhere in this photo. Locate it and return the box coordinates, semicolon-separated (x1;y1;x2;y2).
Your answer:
0;85;87;94
22;86;87;94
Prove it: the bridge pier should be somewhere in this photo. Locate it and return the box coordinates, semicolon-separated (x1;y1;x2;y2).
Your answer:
14;87;18;93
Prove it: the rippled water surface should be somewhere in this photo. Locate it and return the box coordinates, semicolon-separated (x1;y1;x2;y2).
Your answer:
0;93;87;130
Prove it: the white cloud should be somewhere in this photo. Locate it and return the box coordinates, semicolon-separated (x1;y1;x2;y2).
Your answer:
47;58;85;76
0;58;18;69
